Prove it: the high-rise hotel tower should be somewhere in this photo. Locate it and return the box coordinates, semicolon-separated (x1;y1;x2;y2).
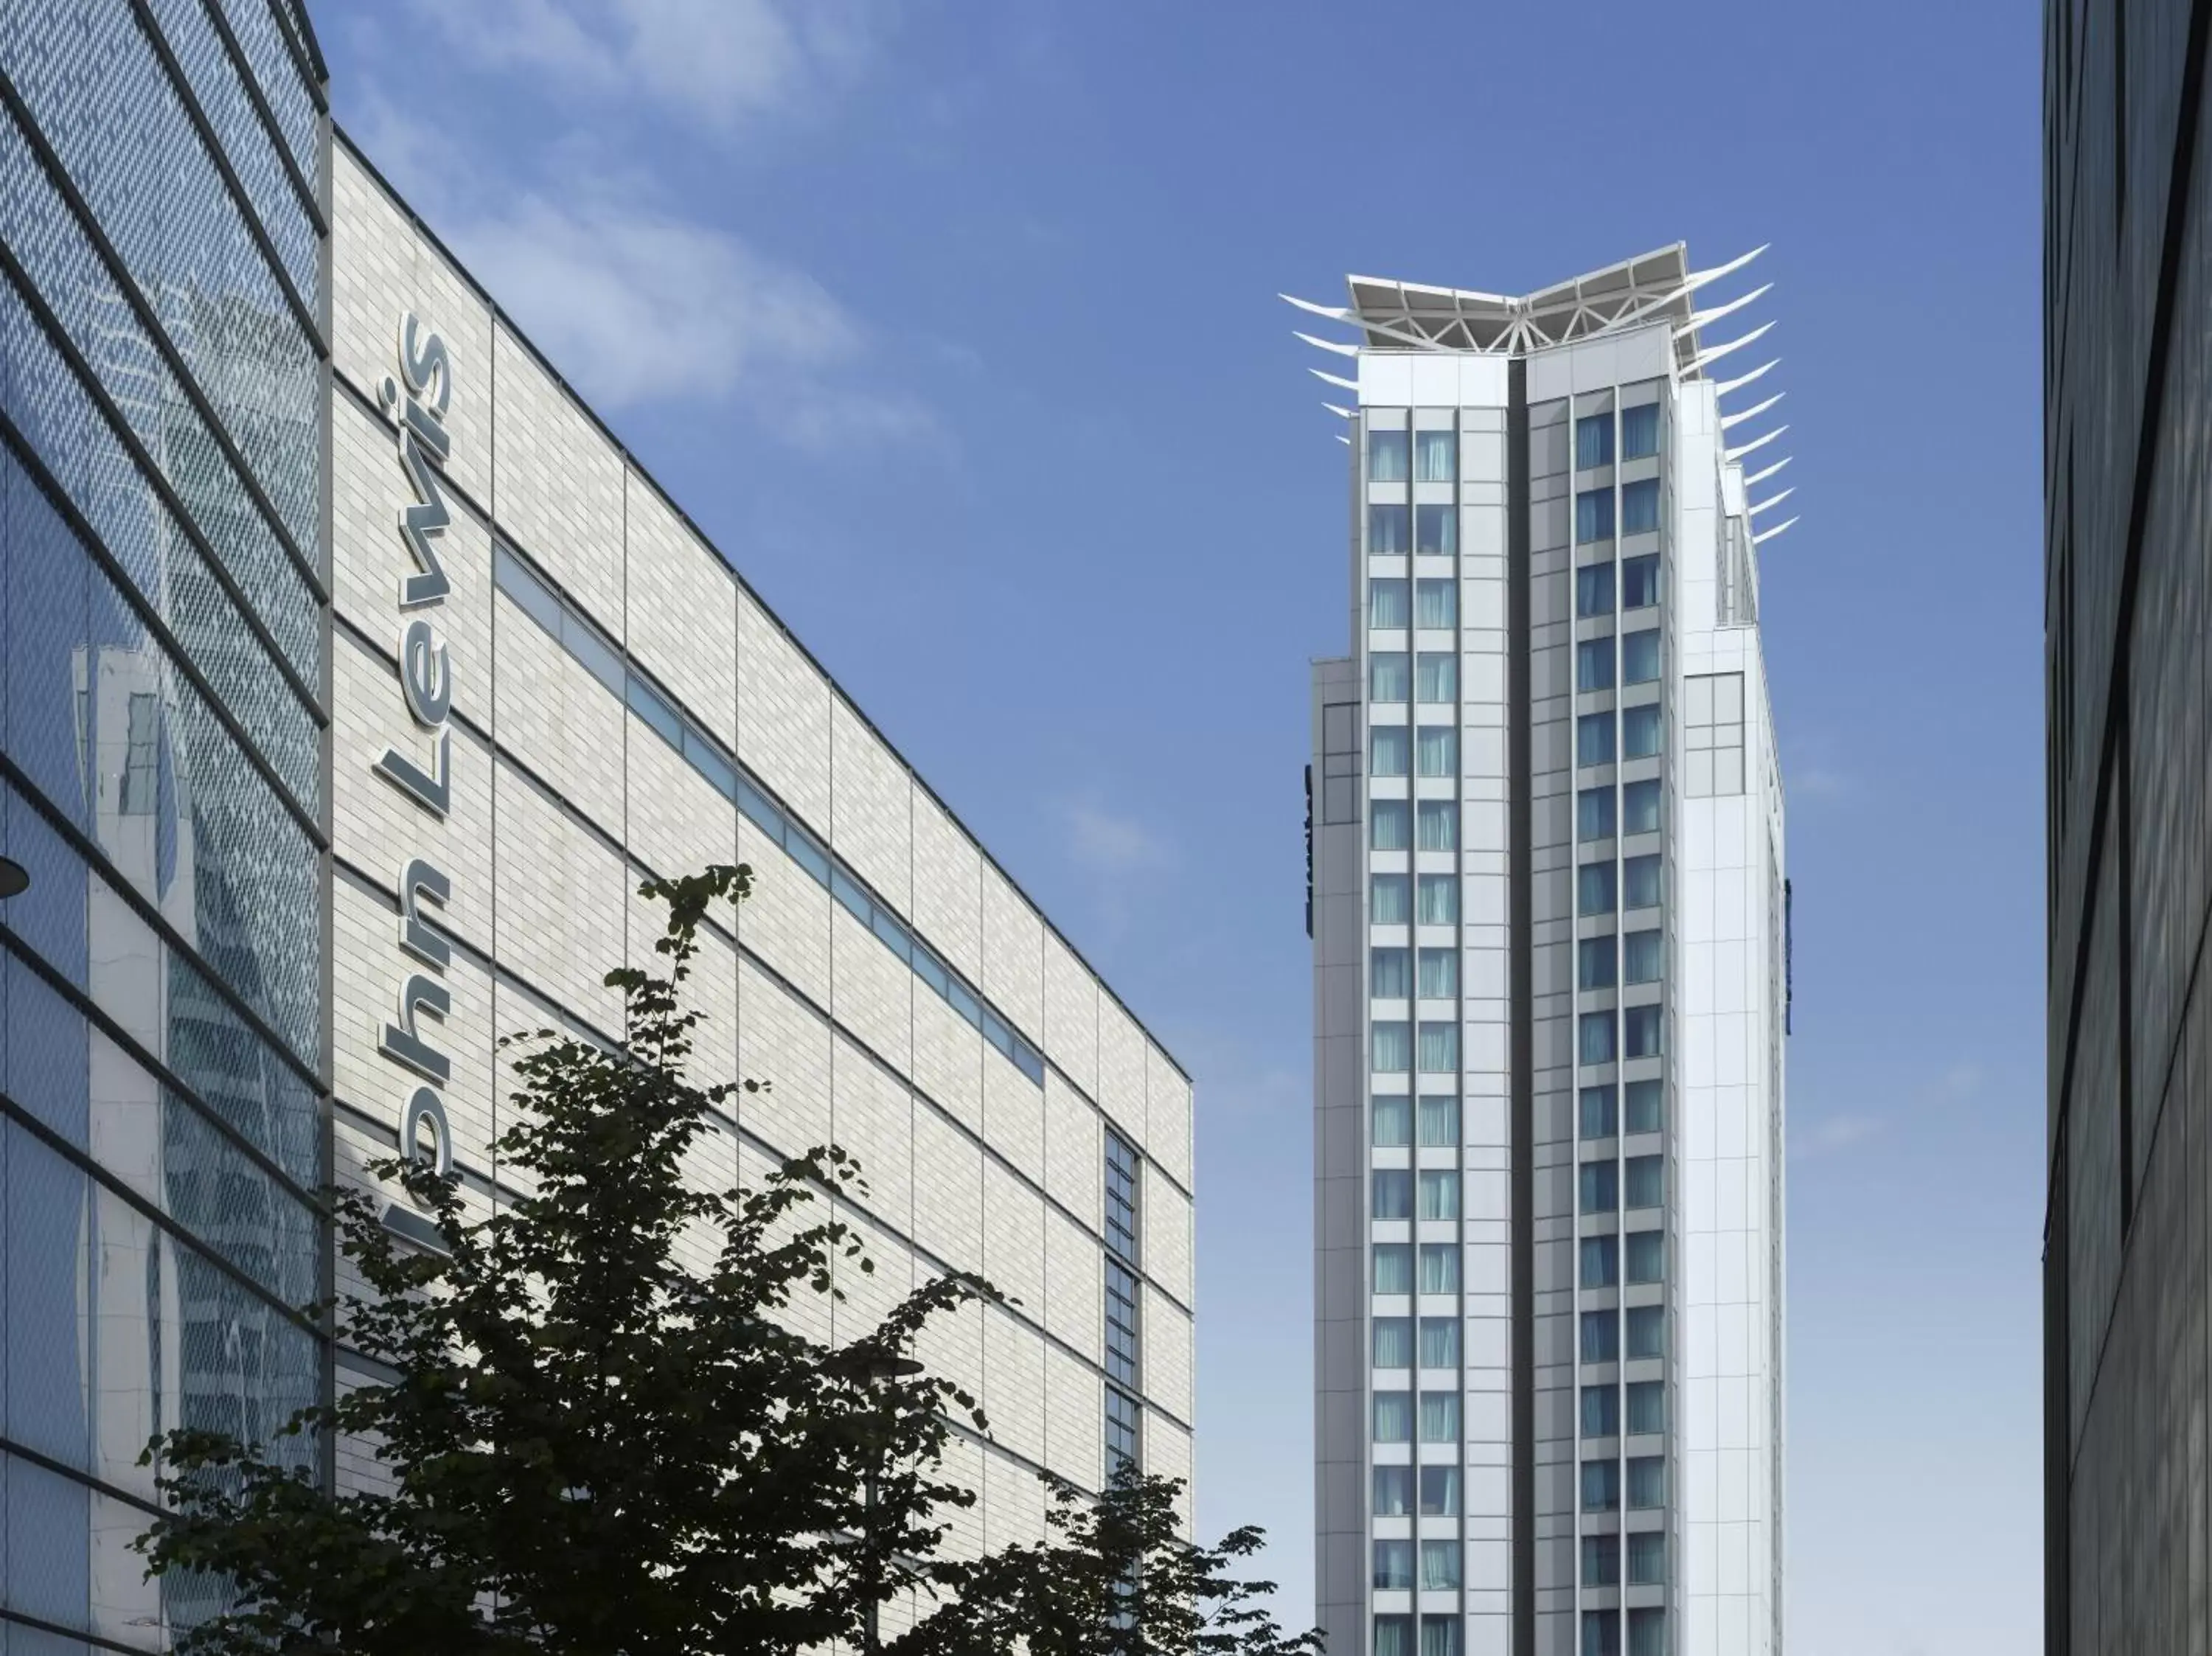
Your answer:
1295;247;1790;1656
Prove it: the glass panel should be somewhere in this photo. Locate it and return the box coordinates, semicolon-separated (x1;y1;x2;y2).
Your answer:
1369;504;1412;555
1576;561;1615;616
1419;1316;1459;1368
1372;1095;1413;1145
1416;1020;1458;1072
1372;1247;1413;1297
1622;779;1662;835
1576;639;1615;692
1371;801;1411;852
1629;1608;1666;1656
1583;1534;1621;1587
1369;430;1411;481
1418;1242;1459;1294
1584;1610;1621;1656
627;678;682;746
1374;1465;1413;1516
1415;429;1457;481
1372;726;1411;776
1624;1079;1664;1134
1622;704;1661;759
1578;863;1617;916
1415;653;1457;703
1371;1020;1411;1072
1415;578;1458;629
1371;651;1411;701
1417;1169;1459;1220
1373;1316;1413;1368
1417;947;1457;998
1581;1384;1619;1438
1416;726;1458;777
1370;577;1411;628
1371;947;1412;998
1374;1540;1415;1590
1576;489;1615;543
1416;801;1458;852
1372;1169;1413;1221
1578;787;1616;841
1621;404;1660;459
1626;1380;1665;1435
1621;478;1660;535
1624;930;1663;985
1625;1003;1663;1057
1579;1235;1618;1288
1577;712;1615;766
1416;874;1458;925
1579;936;1617;989
1414;504;1456;556
1622;628;1661;683
1416;1096;1458;1147
1373;874;1412;923
1624;855;1662;909
1626;1455;1666;1509
1419;1541;1461;1592
1576;414;1615;469
1627;1531;1666;1587
1581;1311;1619;1362
1418;1391;1459;1441
1626;1305;1665;1360
1624;1231;1664;1284
1580;1085;1618;1138
1419;1464;1460;1514
1376;1616;1413;1656
1580;1458;1621;1512
1579;1161;1618;1214
1625;1155;1663;1210
1372;1391;1413;1441
1622;554;1661;608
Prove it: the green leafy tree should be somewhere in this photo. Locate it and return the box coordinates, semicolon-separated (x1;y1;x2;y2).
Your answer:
137;866;990;1656
920;1464;1326;1656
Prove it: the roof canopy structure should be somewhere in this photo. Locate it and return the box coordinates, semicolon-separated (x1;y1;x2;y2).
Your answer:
1284;243;1767;379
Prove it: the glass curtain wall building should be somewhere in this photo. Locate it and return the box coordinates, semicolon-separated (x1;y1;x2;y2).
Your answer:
1297;248;1790;1656
2043;4;2212;1652
0;1;332;1649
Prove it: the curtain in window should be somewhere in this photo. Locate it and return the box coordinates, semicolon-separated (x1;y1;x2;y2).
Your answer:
1624;1230;1663;1284
1417;874;1458;924
1372;1169;1413;1220
1373;1540;1414;1590
1578;863;1616;916
1576;561;1616;616
1622;703;1661;759
1627;1531;1666;1585
1579;1011;1617;1065
1416;726;1458;776
1371;947;1412;998
1576;639;1615;692
1621;553;1660;608
1622;779;1661;835
1369;430;1411;481
1581;1310;1618;1362
1374;1465;1413;1516
1625;1155;1663;1209
1371;650;1411;701
1626;1380;1664;1435
1578;787;1615;841
1372;1094;1412;1145
1417;801;1458;852
1370;577;1411;628
1418;1170;1460;1221
1626;1305;1664;1360
1373;874;1412;923
1371;726;1411;776
1417;1095;1459;1146
1583;1610;1622;1656
1626;1455;1666;1509
1577;712;1615;767
1579;937;1617;990
1419;1464;1461;1515
1373;1391;1413;1441
1373;1316;1413;1368
1624;930;1663;984
1417;1020;1458;1073
1416;429;1458;481
1372;801;1411;853
1418;947;1458;998
1581;1384;1619;1438
1579;1085;1618;1138
1415;504;1457;556
1374;1616;1413;1656
1419;1541;1461;1592
1621;478;1660;535
1624;1003;1663;1058
1576;489;1615;544
1580;1459;1621;1512
1622;627;1660;683
1415;652;1457;702
1582;1535;1621;1588
1621;403;1659;459
1369;504;1412;554
1416;578;1458;628
1374;1245;1413;1295
1419;1242;1460;1294
1576;413;1615;469
1579;1161;1618;1214
1624;1079;1663;1133
1579;1235;1618;1289
1372;1020;1411;1072
1627;1610;1666;1656
1624;854;1662;908
1419;1391;1460;1443
1419;1316;1459;1368
1420;1617;1461;1656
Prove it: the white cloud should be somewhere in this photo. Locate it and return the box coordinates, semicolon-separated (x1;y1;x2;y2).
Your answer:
1062;796;1173;877
411;0;869;136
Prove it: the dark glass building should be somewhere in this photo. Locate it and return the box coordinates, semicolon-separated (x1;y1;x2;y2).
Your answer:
0;2;330;1647
2046;3;2212;1652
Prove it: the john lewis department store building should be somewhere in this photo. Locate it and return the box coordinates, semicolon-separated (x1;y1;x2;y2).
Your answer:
0;5;1195;1647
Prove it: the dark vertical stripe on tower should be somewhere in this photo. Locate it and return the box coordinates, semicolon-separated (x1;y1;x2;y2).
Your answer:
1506;357;1534;1656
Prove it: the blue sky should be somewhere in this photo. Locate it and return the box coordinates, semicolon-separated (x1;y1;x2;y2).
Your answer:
321;4;2042;1650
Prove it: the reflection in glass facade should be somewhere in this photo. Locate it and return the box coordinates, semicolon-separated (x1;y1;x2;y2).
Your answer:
0;3;327;1649
2045;6;2212;1653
